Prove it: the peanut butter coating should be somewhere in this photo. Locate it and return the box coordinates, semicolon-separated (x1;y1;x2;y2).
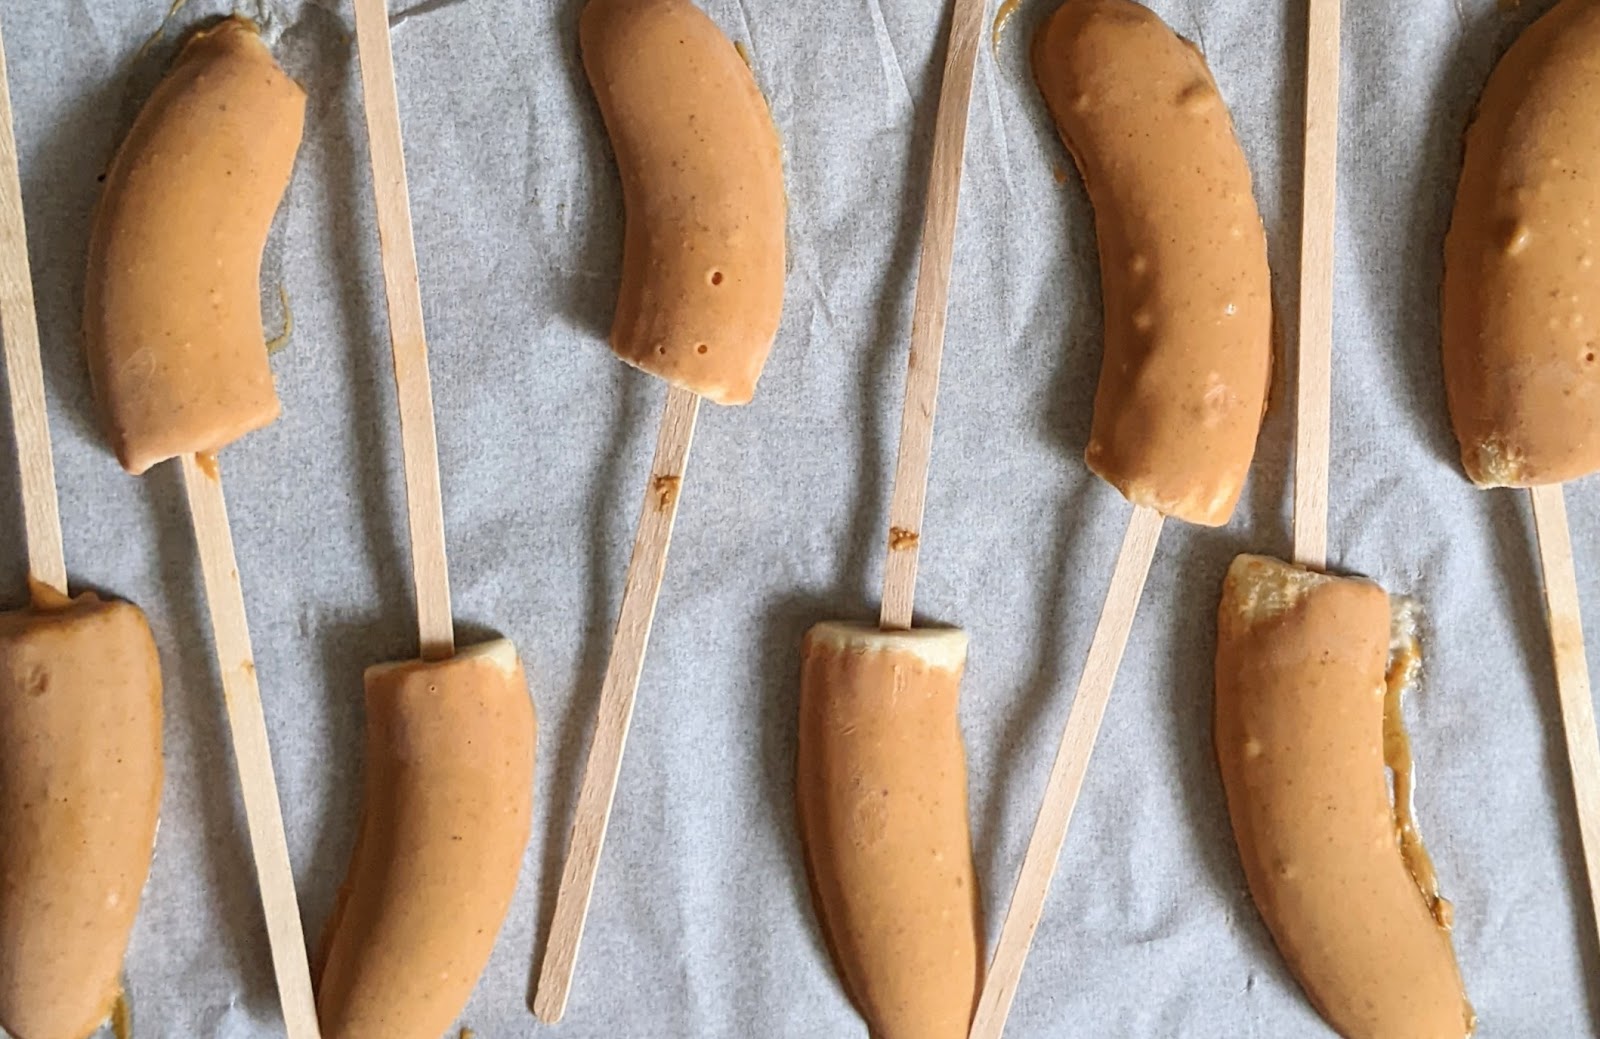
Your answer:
1033;0;1272;525
796;623;979;1039
581;0;786;405
0;596;163;1039
1215;556;1471;1039
315;641;535;1039
84;17;305;474
1441;0;1600;487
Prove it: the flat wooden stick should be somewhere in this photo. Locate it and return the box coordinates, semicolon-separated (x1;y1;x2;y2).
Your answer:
352;0;453;660
534;384;701;1024
1529;482;1600;941
180;453;320;1039
0;21;66;602
1291;0;1340;571
879;0;987;630
970;504;1164;1039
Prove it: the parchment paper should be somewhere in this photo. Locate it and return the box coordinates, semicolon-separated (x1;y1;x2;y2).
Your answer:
1;0;1596;1035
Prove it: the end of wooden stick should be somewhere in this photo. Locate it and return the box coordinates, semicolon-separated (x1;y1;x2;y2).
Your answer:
532;950;573;1025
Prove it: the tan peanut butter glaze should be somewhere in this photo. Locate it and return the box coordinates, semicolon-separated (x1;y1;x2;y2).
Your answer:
796;623;980;1039
315;640;535;1039
84;17;305;475
1442;0;1600;487
26;576;73;611
1215;556;1473;1039
1033;0;1272;525
0;596;163;1039
581;0;786;405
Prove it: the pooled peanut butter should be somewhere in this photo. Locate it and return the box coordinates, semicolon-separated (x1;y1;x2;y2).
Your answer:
1033;0;1272;525
84;17;305;475
1442;0;1600;487
0;596;163;1039
1215;556;1472;1039
315;640;535;1039
796;623;979;1039
1384;602;1452;929
581;0;786;405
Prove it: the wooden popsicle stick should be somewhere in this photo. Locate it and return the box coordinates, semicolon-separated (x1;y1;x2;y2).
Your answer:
0;22;67;603
180;453;320;1039
970;504;1164;1039
1529;482;1600;940
534;385;701;1023
879;0;988;630
1291;0;1340;571
352;0;454;660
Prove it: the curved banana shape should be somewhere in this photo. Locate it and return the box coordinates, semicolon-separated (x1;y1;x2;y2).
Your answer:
0;597;163;1039
1442;0;1600;487
84;17;305;474
797;623;980;1039
315;640;536;1039
1033;0;1271;525
581;0;786;405
1216;556;1472;1039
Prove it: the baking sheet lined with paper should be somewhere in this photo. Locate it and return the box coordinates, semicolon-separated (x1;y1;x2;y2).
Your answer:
0;0;1595;1035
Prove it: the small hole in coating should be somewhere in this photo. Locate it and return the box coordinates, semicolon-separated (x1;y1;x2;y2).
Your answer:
696;343;709;355
1587;352;1596;364
658;345;667;355
710;270;724;286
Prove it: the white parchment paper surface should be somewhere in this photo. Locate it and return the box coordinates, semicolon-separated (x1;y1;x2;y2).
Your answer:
1;0;1597;1035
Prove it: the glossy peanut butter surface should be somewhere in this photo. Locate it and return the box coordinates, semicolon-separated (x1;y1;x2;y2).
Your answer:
1033;0;1272;525
316;640;535;1039
84;17;304;474
1215;556;1472;1039
0;596;163;1039
581;0;786;405
796;623;979;1039
1442;0;1600;487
